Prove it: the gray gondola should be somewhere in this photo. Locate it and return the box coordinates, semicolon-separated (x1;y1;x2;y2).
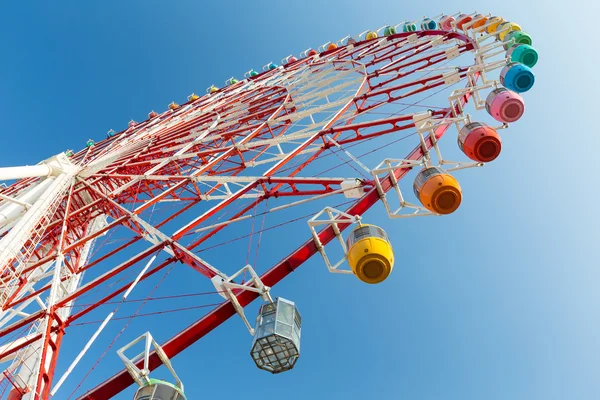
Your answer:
250;297;302;374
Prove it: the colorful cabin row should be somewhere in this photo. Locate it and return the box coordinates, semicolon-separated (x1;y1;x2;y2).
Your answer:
414;166;462;215
107;129;116;137
86;139;95;148
128;120;137;128
226;77;239;85
346;224;394;284
148;110;159;119
65;149;74;157
458;122;502;162
168;101;180;110
188;93;199;101
438;14;488;31
208;85;219;94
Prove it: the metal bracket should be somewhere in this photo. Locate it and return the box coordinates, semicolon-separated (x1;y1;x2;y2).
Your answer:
371;158;434;218
211;265;272;336
412;111;469;167
307;207;360;275
117;331;184;392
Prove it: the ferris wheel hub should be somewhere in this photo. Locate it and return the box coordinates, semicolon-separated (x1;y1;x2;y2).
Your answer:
0;152;77;182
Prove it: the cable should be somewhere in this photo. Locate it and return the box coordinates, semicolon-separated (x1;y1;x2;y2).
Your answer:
67;265;173;400
69;303;223;327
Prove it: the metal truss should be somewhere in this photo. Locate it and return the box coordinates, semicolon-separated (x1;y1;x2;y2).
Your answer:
0;24;503;399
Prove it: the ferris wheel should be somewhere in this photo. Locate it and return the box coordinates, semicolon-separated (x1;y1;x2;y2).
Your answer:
0;11;538;400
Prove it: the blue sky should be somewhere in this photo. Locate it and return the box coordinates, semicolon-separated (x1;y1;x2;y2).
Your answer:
0;0;598;399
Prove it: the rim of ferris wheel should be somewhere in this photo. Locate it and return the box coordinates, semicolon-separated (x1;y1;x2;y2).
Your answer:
117;332;185;397
211;264;274;336
307;207;361;276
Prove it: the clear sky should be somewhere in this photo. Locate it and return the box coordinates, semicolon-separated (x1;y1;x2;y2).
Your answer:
0;0;598;399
